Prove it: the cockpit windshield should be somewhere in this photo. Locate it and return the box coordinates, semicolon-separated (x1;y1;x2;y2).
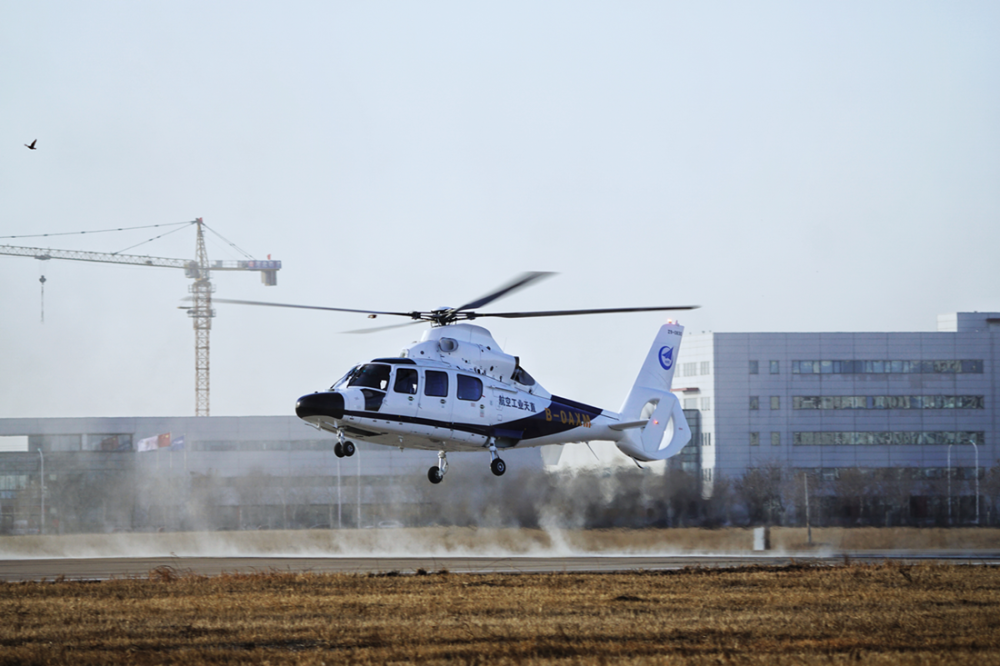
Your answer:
330;366;359;390
347;363;391;391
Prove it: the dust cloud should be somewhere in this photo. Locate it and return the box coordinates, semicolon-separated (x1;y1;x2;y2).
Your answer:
3;453;997;560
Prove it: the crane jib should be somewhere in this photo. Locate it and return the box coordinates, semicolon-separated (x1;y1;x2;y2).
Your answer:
0;222;281;418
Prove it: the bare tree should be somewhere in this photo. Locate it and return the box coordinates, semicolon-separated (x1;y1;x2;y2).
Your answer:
980;462;1000;526
734;463;785;526
872;468;915;527
701;474;735;527
832;468;872;526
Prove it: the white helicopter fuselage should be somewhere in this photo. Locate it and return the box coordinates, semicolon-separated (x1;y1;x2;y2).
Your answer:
315;358;618;453
295;322;693;479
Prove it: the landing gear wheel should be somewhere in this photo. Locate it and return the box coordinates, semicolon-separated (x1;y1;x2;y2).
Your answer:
343;441;356;457
490;457;506;477
334;442;344;458
428;466;444;484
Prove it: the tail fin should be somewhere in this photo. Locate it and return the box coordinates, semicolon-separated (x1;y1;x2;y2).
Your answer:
615;322;692;462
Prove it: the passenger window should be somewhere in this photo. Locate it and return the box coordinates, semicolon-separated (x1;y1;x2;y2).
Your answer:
393;368;418;395
424;370;449;397
457;375;483;401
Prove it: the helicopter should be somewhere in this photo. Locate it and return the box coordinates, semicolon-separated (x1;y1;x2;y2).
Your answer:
215;273;698;483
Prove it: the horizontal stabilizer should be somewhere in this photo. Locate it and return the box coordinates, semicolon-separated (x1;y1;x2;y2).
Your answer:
608;420;649;431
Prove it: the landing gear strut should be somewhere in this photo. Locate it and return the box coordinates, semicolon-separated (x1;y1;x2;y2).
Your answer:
428;451;448;484
488;442;506;477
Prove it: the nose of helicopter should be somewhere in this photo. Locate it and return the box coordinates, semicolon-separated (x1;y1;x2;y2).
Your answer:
295;392;345;420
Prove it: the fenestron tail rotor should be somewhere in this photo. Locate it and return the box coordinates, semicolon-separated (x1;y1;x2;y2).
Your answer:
211;272;699;330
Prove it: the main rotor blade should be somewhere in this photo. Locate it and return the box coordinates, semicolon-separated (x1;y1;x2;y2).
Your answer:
453;271;555;312
473;305;700;319
342;319;428;334
212;297;417;318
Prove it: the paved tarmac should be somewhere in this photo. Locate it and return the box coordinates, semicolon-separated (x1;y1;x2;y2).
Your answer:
3;553;1000;582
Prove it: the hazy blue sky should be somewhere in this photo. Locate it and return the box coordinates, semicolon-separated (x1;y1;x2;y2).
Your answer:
2;1;998;419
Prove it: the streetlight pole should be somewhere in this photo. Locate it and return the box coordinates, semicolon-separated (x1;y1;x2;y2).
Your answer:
971;441;980;525
804;471;812;545
947;443;953;526
38;449;45;535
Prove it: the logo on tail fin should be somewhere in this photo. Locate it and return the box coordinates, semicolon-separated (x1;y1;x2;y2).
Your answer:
658;346;674;370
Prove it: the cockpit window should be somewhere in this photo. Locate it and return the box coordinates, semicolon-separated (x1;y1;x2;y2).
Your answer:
348;364;391;391
511;365;536;386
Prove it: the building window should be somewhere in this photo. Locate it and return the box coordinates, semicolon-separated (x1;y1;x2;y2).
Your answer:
683;398;697;409
749;396;759;410
683;362;697;377
791;359;985;375
700;361;711;375
701;397;711;411
770;360;780;374
792;395;985;410
792;431;985;446
702;433;712;447
0;475;28;491
771;432;781;447
749;360;759;375
750;432;760;447
770;396;780;410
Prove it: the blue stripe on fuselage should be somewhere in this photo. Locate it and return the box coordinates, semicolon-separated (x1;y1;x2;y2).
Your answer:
332;394;603;442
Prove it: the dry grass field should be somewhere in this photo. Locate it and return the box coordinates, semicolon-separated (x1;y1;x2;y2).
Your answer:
1;563;999;665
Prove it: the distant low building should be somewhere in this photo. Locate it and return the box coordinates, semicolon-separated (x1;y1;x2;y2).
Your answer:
0;415;544;534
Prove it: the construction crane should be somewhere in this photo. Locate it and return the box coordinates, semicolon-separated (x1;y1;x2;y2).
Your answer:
0;218;281;416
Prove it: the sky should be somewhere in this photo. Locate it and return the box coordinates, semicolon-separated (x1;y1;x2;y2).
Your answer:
1;1;998;420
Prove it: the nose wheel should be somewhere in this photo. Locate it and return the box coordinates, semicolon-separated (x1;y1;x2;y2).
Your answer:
334;436;356;458
428;451;448;484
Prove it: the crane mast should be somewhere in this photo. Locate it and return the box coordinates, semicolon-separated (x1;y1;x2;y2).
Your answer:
191;220;213;416
0;218;281;416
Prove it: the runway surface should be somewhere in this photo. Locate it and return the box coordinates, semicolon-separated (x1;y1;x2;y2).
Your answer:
3;553;1000;582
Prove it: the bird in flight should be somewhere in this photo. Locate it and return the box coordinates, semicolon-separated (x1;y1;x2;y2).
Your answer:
24;139;37;150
